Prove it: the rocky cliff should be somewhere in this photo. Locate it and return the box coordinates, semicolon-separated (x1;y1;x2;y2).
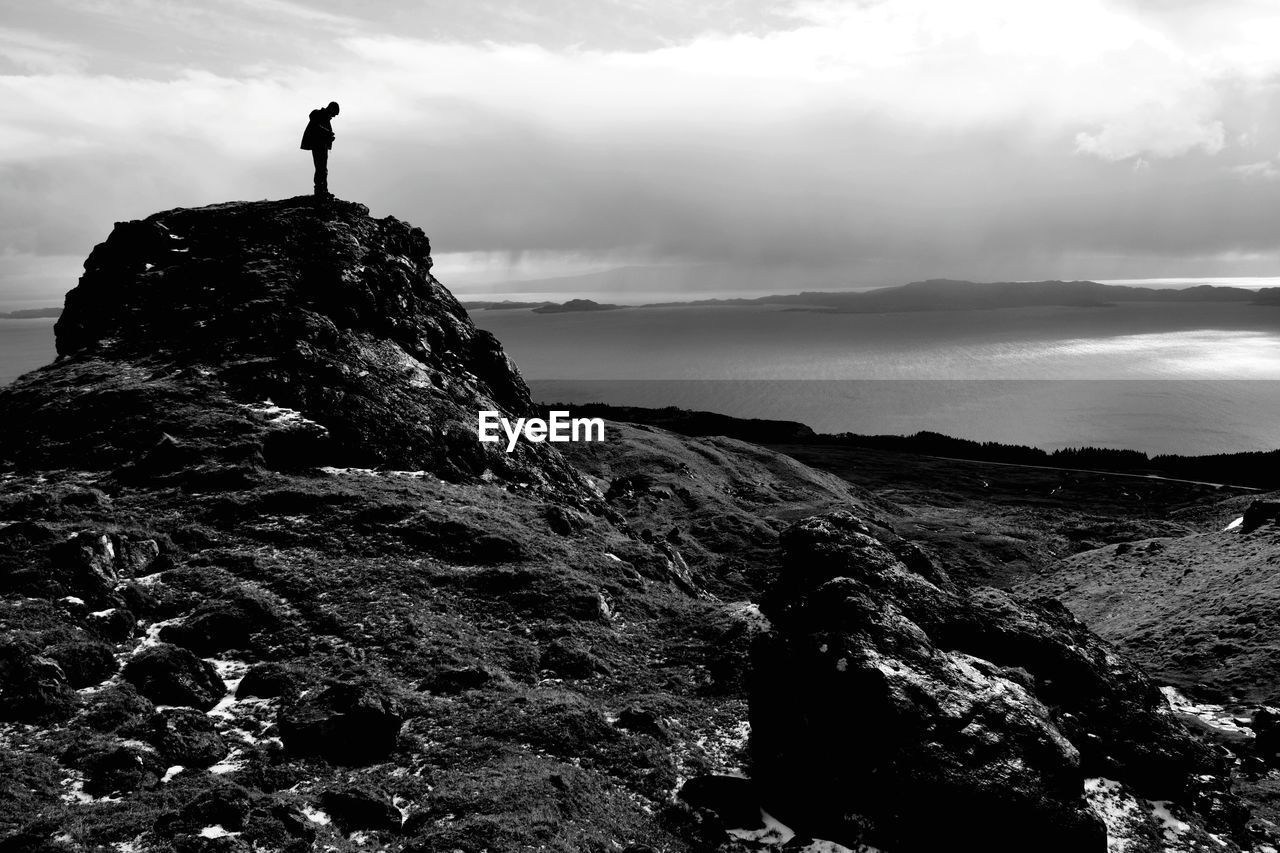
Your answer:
3;197;584;495
0;198;1269;853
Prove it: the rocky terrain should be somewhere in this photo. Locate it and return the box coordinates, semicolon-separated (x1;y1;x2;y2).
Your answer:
1;196;1277;853
1018;501;1280;705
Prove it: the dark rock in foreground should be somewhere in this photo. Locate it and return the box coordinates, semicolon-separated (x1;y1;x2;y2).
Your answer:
751;511;1223;853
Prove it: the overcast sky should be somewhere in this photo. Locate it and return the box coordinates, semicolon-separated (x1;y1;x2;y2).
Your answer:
4;0;1280;304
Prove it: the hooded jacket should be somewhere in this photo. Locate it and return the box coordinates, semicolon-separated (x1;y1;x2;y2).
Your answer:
300;109;334;151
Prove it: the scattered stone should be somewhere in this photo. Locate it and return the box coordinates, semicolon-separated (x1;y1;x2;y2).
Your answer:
115;582;162;619
235;662;299;699
0;639;75;722
86;606;137;642
159;599;275;655
539;638;610;679
418;664;501;695
156;784;253;835
145;707;230;766
319;786;403;832
614;705;669;740
79;683;155;732
51;531;160;592
0;520;59;546
544;505;589;536
678;775;763;830
122;643;226;710
44;639;119;688
82;742;165;796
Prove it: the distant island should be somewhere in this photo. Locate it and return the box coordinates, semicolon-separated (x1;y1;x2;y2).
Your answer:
467;279;1280;315
463;298;627;313
531;298;626;314
0;307;60;319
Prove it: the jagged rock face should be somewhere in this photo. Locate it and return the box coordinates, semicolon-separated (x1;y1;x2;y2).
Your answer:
0;197;589;496
750;511;1224;853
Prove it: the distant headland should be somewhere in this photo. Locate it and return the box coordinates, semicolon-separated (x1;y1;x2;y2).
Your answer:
464;278;1280;314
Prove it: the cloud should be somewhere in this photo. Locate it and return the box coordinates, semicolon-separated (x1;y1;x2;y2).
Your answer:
4;0;1280;301
1230;158;1280;180
1075;112;1226;162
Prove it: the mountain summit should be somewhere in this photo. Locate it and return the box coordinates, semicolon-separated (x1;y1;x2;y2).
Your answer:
3;197;587;497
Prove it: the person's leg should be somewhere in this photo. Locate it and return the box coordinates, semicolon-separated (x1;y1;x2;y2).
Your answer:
312;148;329;196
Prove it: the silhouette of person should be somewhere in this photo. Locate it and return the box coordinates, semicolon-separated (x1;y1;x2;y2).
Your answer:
300;101;340;197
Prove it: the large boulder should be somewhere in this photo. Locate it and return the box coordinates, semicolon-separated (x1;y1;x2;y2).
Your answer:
0;639;76;722
0;197;595;503
122;643;226;710
159;599;277;655
750;511;1219;853
278;681;403;764
1241;500;1280;533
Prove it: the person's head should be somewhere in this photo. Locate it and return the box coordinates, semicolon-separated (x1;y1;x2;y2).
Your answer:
326;101;340;117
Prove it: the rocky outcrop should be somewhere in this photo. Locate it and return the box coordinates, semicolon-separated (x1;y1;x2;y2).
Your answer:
0;197;592;498
1242;499;1280;533
751;511;1225;852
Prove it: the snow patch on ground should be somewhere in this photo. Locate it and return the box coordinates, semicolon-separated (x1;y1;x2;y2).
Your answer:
59;772;122;805
134;618;181;654
319;466;432;478
1160;686;1253;738
727;809;879;852
243;399;327;433
207;658;250;720
209;749;244;775
302;805;331;825
728;601;772;632
693;718;751;777
1086;778;1144;853
1087;777;1228;853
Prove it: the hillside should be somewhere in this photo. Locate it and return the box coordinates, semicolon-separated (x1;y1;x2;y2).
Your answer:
0;197;1275;853
1016;506;1280;704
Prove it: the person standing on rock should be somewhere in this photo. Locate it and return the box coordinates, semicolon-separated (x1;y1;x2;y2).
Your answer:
300;101;340;198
